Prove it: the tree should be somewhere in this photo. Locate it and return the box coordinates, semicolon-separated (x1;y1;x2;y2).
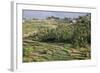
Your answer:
63;17;72;23
46;16;59;20
72;14;91;48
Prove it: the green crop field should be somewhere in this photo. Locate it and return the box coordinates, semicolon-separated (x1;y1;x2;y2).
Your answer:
22;13;91;62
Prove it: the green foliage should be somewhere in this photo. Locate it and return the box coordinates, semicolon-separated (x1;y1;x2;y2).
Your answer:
31;24;74;43
72;14;91;48
23;14;91;62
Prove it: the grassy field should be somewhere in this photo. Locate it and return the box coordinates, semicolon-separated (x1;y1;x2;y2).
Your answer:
23;19;91;62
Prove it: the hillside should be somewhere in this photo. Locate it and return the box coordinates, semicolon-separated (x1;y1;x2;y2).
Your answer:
23;18;91;62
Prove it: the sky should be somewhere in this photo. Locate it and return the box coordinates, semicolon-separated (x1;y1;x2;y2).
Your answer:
23;10;90;20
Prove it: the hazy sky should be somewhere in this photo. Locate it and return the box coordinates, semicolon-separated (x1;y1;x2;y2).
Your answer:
23;10;90;20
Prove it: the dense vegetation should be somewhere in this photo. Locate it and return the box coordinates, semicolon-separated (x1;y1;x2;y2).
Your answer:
23;14;91;62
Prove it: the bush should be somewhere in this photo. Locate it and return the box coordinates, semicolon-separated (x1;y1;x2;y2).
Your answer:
37;24;74;43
